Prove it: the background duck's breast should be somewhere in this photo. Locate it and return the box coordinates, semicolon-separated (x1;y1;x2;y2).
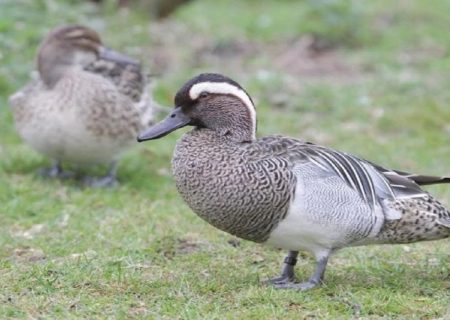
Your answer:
12;69;142;165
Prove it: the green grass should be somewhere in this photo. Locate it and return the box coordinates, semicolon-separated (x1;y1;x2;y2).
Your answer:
0;0;449;318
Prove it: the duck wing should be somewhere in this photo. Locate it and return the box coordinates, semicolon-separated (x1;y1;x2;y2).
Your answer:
253;136;431;208
84;57;145;103
84;56;158;127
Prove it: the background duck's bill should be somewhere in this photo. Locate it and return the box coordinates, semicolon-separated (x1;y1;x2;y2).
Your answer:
99;46;139;65
137;107;190;141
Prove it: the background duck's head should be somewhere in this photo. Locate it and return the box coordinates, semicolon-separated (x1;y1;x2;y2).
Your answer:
138;73;257;143
37;25;137;87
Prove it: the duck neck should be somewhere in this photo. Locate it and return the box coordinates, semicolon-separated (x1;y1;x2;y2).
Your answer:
203;101;257;143
216;121;256;143
38;48;96;88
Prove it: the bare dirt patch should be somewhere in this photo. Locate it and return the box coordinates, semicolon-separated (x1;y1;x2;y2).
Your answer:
11;247;46;263
146;20;364;82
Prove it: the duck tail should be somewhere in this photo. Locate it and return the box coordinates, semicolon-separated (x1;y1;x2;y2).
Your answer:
404;174;450;186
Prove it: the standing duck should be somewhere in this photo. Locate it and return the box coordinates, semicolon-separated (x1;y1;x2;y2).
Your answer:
138;73;450;290
9;25;156;187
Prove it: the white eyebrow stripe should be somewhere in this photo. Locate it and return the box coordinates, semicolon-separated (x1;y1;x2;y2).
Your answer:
189;81;257;140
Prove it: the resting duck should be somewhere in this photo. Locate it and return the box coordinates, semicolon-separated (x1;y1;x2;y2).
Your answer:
9;25;156;187
138;73;449;290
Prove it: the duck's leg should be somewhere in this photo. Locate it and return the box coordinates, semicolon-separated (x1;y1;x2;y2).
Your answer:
83;161;119;188
265;251;298;285
275;253;329;291
39;160;73;179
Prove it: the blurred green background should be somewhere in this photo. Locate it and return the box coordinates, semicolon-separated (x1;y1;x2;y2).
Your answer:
0;0;449;318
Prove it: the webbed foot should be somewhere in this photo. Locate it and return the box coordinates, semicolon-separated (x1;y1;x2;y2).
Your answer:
264;251;298;285
266;252;330;291
83;175;118;188
274;279;320;291
38;161;73;179
82;161;119;188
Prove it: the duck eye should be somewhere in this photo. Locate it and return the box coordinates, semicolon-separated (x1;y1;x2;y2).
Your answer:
199;92;209;99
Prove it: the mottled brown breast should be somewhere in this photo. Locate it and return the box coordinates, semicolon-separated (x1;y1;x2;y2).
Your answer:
172;128;296;242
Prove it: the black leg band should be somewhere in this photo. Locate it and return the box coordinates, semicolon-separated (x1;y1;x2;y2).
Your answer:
284;256;297;266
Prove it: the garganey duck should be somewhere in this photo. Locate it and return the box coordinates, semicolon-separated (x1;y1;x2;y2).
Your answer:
9;25;156;187
138;73;450;290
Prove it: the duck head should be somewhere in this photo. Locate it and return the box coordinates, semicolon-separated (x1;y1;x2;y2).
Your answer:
37;25;138;87
138;73;257;143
